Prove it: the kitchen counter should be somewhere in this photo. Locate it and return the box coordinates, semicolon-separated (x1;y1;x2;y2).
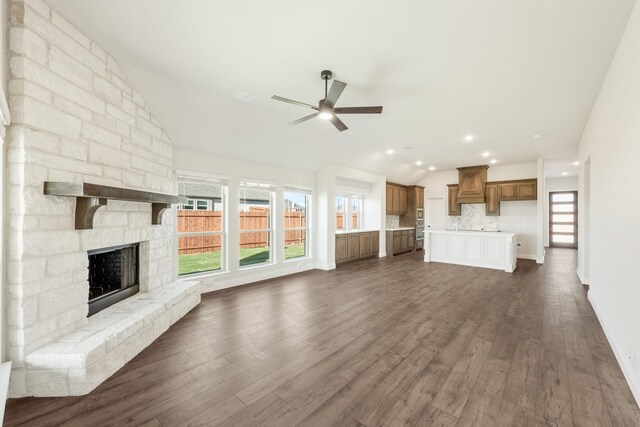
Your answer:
425;230;517;272
335;229;380;235
430;229;516;237
385;227;416;231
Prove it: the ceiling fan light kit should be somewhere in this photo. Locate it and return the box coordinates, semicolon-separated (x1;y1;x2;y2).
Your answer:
271;69;383;131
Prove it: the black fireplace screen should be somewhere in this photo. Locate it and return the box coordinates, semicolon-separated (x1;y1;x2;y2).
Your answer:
88;243;140;316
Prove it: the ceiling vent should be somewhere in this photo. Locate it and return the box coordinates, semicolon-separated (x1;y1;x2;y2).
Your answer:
232;89;257;103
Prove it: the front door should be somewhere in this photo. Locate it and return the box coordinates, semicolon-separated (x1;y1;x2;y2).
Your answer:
549;191;578;248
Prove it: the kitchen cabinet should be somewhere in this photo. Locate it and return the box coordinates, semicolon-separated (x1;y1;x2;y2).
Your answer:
385;183;408;215
335;231;380;265
498;183;517;201
485;183;500;216
385;229;415;256
335;235;348;264
347;233;360;262
399;185;425;228
496;179;537;202
447;184;461;216
517;181;537;200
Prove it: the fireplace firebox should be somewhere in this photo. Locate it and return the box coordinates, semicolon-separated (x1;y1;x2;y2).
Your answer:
88;243;140;316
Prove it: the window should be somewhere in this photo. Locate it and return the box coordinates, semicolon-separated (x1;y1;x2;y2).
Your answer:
284;187;311;259
239;182;274;267
177;177;226;275
351;196;363;230
336;194;364;231
336;196;346;230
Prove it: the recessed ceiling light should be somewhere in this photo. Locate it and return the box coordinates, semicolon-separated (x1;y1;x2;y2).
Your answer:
386;149;394;155
490;159;497;164
482;152;490;157
533;133;544;139
232;89;257;103
562;172;569;176
464;134;474;142
573;161;580;166
416;161;423;166
429;166;436;171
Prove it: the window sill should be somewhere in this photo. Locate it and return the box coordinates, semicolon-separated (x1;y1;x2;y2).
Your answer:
178;269;228;281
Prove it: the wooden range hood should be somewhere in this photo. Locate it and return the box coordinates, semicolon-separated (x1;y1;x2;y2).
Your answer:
456;165;489;204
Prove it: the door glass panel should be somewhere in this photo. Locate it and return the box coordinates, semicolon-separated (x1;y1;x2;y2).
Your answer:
552;234;575;243
552;224;574;233
552;193;574;202
552;204;575;213
552;214;574;223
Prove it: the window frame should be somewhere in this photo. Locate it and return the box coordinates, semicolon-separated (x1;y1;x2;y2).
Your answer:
176;179;227;277
336;193;365;231
239;182;275;269
284;188;312;261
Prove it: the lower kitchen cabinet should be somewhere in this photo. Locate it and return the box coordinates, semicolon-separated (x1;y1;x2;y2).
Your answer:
335;231;380;265
385;229;415;256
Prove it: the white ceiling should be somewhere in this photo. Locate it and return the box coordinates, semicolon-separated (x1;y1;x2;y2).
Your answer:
48;0;636;184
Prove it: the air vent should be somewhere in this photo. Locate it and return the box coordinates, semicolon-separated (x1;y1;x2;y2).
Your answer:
232;89;257;103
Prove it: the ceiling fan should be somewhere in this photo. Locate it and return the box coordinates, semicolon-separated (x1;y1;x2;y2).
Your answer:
271;70;383;132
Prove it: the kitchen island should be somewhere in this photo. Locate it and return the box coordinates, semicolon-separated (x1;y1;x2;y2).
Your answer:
424;230;517;272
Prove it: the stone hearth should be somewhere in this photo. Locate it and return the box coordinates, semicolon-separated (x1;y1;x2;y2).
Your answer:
5;0;200;396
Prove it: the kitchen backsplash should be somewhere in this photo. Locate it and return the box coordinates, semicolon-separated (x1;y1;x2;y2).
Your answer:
386;215;400;229
446;204;500;230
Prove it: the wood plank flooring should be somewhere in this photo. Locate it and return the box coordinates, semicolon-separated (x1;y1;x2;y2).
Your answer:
5;248;640;426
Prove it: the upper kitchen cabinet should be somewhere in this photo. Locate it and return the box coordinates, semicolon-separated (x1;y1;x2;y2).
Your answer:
385;183;408;215
485;183;500;216
496;179;537;201
406;185;425;209
447;184;461;216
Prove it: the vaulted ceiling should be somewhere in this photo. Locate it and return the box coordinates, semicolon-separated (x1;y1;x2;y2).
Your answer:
48;0;636;183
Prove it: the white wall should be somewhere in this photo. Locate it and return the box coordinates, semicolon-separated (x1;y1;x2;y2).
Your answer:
421;162;541;259
577;0;640;404
174;148;317;292
544;176;578;247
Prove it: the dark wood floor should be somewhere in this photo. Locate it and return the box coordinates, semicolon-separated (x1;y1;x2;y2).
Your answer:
5;248;640;426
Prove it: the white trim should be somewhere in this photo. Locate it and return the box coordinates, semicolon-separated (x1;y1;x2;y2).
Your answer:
200;262;316;293
588;290;640;407
0;362;11;422
576;267;589;285
315;262;336;271
517;254;538;260
175;169;231;182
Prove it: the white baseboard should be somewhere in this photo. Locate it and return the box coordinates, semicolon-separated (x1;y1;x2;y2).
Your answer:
0;361;11;425
517;253;537;260
588;291;640;407
315;262;336;271
576;268;589;285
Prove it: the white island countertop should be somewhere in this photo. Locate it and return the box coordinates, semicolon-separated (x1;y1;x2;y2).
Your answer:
386;227;416;231
428;229;516;237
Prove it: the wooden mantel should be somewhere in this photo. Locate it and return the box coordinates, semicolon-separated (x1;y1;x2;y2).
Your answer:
43;181;188;230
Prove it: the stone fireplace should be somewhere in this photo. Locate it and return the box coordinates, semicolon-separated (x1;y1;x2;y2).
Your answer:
88;243;141;316
5;1;201;397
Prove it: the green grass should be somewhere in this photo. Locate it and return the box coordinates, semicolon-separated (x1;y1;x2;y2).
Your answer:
178;243;306;275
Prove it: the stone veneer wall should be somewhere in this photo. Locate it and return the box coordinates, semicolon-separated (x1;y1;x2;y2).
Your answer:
6;0;176;394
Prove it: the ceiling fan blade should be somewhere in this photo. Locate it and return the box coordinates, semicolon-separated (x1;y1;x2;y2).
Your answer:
288;113;318;125
324;80;347;107
329;115;348;132
272;95;318;110
333;106;383;114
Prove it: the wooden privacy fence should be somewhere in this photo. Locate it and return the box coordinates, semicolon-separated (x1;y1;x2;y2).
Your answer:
336;213;358;229
178;210;306;254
